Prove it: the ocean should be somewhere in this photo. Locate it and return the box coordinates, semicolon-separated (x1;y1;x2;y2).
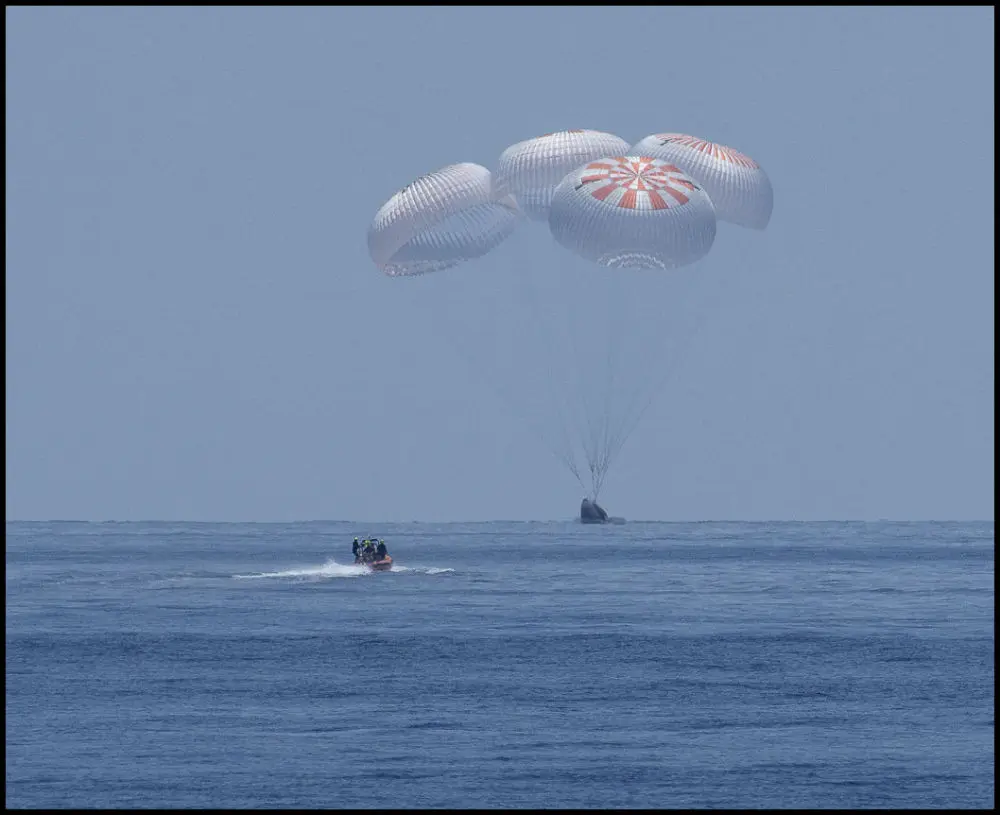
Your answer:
5;520;994;809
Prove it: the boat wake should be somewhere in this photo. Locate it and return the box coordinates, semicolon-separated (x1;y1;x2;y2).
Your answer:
232;560;455;581
233;559;365;580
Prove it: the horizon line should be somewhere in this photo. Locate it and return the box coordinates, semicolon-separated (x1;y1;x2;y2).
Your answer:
5;518;994;524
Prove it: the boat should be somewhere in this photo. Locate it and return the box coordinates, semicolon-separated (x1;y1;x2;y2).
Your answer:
353;536;393;571
356;555;393;571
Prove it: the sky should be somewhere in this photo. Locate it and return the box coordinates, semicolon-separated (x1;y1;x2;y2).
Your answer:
6;6;994;522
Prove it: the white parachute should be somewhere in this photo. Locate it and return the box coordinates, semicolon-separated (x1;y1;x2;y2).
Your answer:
367;162;521;276
630;133;773;230
495;130;631;221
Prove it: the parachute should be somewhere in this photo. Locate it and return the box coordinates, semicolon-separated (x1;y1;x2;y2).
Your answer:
548;156;716;270
367;132;768;504
367;162;521;276
495;130;632;221
630;133;773;230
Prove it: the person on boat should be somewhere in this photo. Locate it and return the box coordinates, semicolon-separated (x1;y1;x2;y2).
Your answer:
375;539;388;561
352;537;361;561
362;538;375;563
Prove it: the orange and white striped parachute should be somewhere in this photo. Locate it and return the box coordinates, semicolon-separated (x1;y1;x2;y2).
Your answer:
630;133;772;230
548;156;717;270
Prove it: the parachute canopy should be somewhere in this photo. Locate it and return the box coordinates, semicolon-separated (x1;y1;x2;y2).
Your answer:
548;156;717;270
367;162;520;277
630;134;773;230
495;130;631;222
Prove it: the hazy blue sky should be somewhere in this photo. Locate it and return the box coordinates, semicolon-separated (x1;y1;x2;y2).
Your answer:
6;7;994;522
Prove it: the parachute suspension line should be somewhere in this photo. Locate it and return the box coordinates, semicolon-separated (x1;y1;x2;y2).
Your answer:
591;269;624;500
512;257;591;492
588;268;622;499
586;267;653;502
600;268;724;479
582;266;710;501
555;260;602;494
598;249;766;496
602;280;692;474
411;280;584;489
548;287;595;493
595;274;653;493
604;271;632;486
518;258;583;486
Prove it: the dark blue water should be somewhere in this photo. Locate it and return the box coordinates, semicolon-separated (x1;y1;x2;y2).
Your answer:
5;520;994;808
